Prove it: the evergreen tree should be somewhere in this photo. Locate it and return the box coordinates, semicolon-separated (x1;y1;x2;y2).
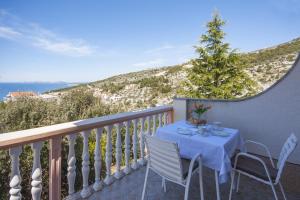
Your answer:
179;12;257;99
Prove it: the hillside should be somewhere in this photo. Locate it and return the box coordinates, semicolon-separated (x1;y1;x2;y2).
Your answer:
50;37;300;110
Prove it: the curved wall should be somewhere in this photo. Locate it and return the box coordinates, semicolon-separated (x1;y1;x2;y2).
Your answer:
173;54;300;164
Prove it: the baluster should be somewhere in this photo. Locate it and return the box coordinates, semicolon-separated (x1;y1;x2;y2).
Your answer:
104;125;114;185
123;121;131;174
163;112;167;126
66;134;77;199
131;119;139;170
31;142;43;200
9;146;22;200
146;116;151;135
114;123;123;179
152;115;157;135
139;117;146;165
93;128;103;191
158;113;163;128
80;130;91;198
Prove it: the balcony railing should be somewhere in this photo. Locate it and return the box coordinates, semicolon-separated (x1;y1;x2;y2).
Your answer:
0;105;173;200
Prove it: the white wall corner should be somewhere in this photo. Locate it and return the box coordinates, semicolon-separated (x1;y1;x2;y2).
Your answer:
173;98;187;122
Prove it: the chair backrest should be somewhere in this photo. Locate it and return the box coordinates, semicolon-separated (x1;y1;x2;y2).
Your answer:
275;133;298;183
144;135;184;183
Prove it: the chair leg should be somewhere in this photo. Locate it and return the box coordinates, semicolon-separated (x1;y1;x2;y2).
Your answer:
184;172;192;200
270;183;279;200
236;173;241;193
162;178;166;192
141;166;150;200
184;184;190;200
279;182;287;200
229;170;236;200
199;164;204;200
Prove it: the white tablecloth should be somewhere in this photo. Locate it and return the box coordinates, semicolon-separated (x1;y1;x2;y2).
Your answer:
156;120;244;183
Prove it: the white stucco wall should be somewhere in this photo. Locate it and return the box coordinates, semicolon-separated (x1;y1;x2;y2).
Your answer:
173;54;300;164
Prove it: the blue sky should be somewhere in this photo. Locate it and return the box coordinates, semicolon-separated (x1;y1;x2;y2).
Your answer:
0;0;299;82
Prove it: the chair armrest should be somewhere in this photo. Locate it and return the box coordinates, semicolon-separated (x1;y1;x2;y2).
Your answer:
244;140;275;168
186;153;202;181
233;152;274;182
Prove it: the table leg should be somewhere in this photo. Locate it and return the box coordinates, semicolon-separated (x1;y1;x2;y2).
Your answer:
215;170;221;200
231;170;236;190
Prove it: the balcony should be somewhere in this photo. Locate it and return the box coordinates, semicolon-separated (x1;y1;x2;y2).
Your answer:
1;56;300;200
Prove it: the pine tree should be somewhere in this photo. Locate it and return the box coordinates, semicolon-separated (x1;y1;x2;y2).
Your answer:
179;12;257;99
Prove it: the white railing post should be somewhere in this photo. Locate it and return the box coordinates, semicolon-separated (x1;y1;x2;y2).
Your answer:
167;111;173;124
131;119;139;170
152;115;157;135
66;134;77;199
123;121;131;174
31;141;43;200
158;113;163;128
104;125;114;185
93;128;103;191
139;117;146;165
9;146;22;200
163;112;167;126
49;137;62;200
146;116;151;135
80;130;91;198
114;123;123;179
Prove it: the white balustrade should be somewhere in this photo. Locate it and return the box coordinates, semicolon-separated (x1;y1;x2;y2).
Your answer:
80;130;91;198
114;123;123;179
158;113;163;128
1;106;173;198
31;142;43;200
66;134;77;199
152;115;157;135
9;146;22;200
104;125;114;185
139;117;146;165
131;119;139;170
123;121;131;174
93;128;103;191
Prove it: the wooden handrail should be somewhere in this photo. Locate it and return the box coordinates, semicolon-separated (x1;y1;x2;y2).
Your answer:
0;105;173;149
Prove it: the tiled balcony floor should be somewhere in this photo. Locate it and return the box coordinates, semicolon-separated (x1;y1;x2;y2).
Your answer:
88;162;300;200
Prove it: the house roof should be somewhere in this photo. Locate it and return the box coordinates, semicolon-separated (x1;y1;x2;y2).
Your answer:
8;91;37;97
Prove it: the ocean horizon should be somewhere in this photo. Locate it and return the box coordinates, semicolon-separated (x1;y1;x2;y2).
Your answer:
0;82;77;101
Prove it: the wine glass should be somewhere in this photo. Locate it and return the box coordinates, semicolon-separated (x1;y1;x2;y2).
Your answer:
212;122;222;130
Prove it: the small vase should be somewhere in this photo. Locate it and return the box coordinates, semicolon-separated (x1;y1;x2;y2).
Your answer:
191;112;207;126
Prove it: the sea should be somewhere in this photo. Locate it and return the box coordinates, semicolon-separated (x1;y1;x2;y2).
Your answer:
0;82;75;101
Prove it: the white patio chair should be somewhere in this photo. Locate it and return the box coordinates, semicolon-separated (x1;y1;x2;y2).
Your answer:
141;134;204;200
229;133;298;200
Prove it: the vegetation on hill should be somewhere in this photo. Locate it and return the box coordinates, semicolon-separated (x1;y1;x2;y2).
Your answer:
239;38;300;88
243;38;300;65
46;37;300;111
101;82;125;93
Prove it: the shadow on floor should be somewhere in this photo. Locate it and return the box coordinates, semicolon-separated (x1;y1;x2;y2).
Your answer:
88;162;300;200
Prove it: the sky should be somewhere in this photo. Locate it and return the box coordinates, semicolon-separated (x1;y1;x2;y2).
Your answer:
0;0;299;83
